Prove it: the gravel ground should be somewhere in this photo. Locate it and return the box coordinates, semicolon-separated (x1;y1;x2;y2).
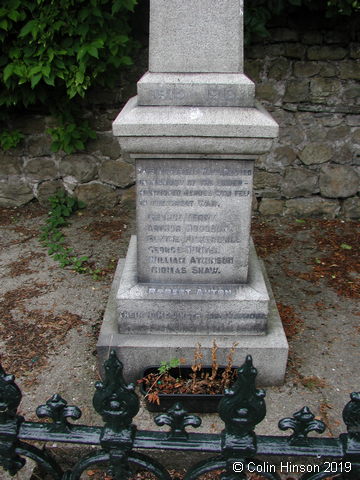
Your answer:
0;197;358;479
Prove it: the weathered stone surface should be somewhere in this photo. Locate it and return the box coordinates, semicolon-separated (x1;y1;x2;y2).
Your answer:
307;46;347;61
87;133;121;159
37;180;65;207
274;145;297;166
299;143;333;165
294;111;316;127
11;115;45;135
293;62;321;78
245;45;266;60
119;135;275;156
254;171;282;189
343;85;360;100
0;179;34;207
268;58;290;80
350;43;360;59
271;28;298;43
271;108;296;126
257;145;296;173
0;153;22;176
354;152;360;166
24;157;57;180
279;126;306;145
256;83;281;103
326;126;349;141
116;237;269;335
27;135;53;156
59;154;97;183
310;78;341;100
149;0;244;73
252;191;258;212
346;115;360;127
321;115;344;127
113;97;279;140
254;171;282;198
302;31;323;45
120;185;136;212
117;236;269;335
352;129;360;143
284;197;340;217
75;182;120;208
306;126;327;142
88;110;118;132
324;30;349;44
98;159;135;187
319;62;337;77
320;165;359;198
332;145;353;165
98;254;288;384
342;197;360;219
266;44;285;57
258;198;284;215
136;157;255;284
339;61;360;81
284;43;306;59
137;72;255;107
244;59;263;83
283;80;309;102
281;167;319;198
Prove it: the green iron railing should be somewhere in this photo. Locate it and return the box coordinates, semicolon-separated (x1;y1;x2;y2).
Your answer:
0;351;359;479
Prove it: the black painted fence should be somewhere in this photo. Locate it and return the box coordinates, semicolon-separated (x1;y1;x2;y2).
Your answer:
0;351;359;479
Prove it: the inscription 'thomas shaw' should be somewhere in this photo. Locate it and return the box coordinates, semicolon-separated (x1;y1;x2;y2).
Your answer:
137;158;253;284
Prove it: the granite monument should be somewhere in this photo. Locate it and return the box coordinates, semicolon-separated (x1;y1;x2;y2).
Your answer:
98;0;288;385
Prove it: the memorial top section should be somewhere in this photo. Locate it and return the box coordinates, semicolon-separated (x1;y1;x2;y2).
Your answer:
149;0;244;73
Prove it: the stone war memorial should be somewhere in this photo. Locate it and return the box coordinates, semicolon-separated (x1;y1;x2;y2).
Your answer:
97;0;289;385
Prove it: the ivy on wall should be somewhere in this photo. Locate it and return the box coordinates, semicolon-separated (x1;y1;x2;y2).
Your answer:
0;0;137;108
0;0;137;153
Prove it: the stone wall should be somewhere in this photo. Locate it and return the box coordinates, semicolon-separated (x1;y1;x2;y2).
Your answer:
0;110;137;209
247;19;360;219
1;17;359;217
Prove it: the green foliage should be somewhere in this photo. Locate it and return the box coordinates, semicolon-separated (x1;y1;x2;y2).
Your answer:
326;0;360;16
0;0;137;109
0;129;23;150
158;358;182;375
244;0;360;43
40;191;101;279
47;110;96;154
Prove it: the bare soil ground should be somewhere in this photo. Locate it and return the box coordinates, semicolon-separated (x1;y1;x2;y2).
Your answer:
0;199;358;480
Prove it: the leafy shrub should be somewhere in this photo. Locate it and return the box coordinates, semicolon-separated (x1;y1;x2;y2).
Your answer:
46;109;97;154
244;0;360;43
0;0;137;109
0;129;24;150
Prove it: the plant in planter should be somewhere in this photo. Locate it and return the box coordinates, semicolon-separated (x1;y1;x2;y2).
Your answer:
138;342;239;413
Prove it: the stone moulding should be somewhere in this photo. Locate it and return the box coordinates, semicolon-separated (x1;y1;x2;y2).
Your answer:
112;97;279;154
97;250;288;385
113;98;279;145
115;236;270;336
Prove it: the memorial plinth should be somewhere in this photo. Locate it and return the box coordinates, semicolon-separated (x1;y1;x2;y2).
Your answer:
97;0;288;385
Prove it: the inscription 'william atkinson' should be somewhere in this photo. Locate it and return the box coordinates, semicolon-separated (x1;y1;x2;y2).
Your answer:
137;158;253;282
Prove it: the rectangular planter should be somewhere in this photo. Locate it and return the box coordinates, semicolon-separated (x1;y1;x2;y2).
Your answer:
139;365;238;413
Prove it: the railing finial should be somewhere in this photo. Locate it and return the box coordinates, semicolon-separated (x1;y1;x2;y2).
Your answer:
93;350;140;431
218;355;266;455
0;363;22;421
